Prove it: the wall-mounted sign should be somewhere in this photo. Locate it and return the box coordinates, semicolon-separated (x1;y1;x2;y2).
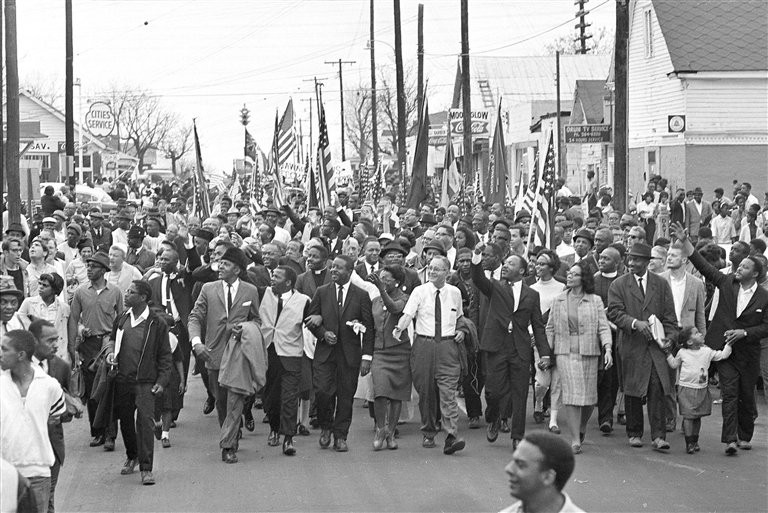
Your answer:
448;109;490;138
85;101;115;137
564;124;612;144
668;115;686;133
428;124;447;146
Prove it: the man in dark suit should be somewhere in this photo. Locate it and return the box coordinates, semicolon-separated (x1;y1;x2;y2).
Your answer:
608;243;678;451
30;319;72;513
89;211;112;252
355;237;381;279
470;244;550;448
126;225;156;274
305;255;374;452
295;245;332;299
318;218;346;259
573;229;599;277
671;222;768;454
669;188;686;227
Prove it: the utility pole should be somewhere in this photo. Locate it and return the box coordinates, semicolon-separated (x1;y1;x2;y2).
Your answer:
574;0;591;54
555;51;563;177
4;0;21;224
460;0;472;198
1;0;5;210
302;76;325;154
325;59;355;161
65;0;74;185
300;98;314;154
417;3;424;120
393;0;407;193
614;0;628;212
369;0;379;180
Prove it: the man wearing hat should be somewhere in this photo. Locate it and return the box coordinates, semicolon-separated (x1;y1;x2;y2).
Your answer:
57;223;82;269
684;187;713;244
193;228;215;264
90;210;112;252
263;207;291;245
380;241;421;295
0;275;28;337
126;225;156;274
420;213;437;230
144;216;164;254
112;210;132;246
417;242;447;284
68;251;124;449
607;243;678;451
572;229;598;276
189;247;261;464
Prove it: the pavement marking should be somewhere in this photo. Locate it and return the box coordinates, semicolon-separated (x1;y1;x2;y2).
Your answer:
643;456;707;475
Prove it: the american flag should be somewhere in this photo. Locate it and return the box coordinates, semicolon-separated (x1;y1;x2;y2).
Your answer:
531;131;557;248
276;99;297;167
245;128;266;207
522;153;539;215
315;88;334;209
192;120;211;219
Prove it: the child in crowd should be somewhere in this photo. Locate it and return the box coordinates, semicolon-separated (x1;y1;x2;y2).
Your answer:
665;327;732;454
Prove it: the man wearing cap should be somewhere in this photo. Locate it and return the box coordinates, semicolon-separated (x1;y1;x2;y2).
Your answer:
607;243;678;451
144;217;164;254
112;210;132;246
107;245;143;295
684;187;713;244
417;242;448;284
126;226;156;274
57;223;82;269
51;211;67;245
68;251;124;448
0;275;29;339
573;229;598;276
189;247;261;464
89;211;112;252
263;207;291;244
380;241;421;295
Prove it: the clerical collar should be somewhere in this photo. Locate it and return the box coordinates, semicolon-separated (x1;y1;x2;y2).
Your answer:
601;271;618;278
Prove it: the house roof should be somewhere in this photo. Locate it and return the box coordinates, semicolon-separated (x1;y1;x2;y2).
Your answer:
653;0;768;72
453;55;611;112
571;80;606;124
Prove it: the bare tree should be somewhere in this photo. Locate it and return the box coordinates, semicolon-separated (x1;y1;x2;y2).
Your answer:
545;26;614;55
345;85;373;164
161;124;192;175
376;64;419;158
21;73;63;109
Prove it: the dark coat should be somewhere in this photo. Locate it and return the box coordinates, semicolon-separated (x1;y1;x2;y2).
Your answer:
41;194;65;216
607;272;678;397
105;309;173;388
146;246;202;329
295;267;332;299
307;282;374;368
90;226;113;253
470;262;549;362
126;247;156;274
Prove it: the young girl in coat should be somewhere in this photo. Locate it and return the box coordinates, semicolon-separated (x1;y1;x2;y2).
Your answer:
665;327;732;454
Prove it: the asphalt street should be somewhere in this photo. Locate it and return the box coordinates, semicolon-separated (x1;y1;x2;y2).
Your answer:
56;379;767;512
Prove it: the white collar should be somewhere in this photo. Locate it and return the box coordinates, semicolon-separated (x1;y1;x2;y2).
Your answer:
600;271;618;278
129;306;150;327
740;282;757;295
634;271;648;283
279;290;294;301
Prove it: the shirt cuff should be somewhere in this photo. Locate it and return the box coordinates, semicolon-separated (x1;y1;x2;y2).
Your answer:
361;355;372;362
471;253;482;265
631;319;637;330
191;337;203;351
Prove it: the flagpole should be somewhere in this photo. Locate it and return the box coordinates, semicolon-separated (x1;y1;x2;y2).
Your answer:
525;147;543;253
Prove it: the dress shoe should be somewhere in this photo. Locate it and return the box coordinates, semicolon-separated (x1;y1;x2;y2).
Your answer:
666;420;676;432
244;417;256;432
282;436;296;456
512;439;520;451
652;438;670;451
386;430;398;450
153;420;163;441
443;434;465;455
202;397;215;415
141;471;155;485
725;442;738;455
223;450;238;464
548;425;561;435
599;422;613;434
487;419;500;443
629;437;643;448
268;431;281;447
737;441;752;450
103;438;116;452
533;411;545;424
422;436;436;448
617;413;626;425
319;429;332;449
333;438;348;452
221;449;227;462
297;423;310;436
572;443;582;454
309;417;320;428
373;428;386;451
170;420;177;428
693;442;700;452
468;417;480;429
120;458;138;475
686;443;696;454
161;437;171;449
499;419;510;433
90;436;105;447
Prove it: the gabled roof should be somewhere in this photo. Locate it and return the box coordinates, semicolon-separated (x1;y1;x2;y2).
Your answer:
571;80;606;124
653;0;768;72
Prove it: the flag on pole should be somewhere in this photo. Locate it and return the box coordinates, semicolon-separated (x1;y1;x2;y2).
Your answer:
441;124;461;208
276;99;297;167
532;131;557;248
269;111;287;207
513;164;527;213
192;120;210;220
487;104;508;205
315;87;334;209
245;128;266;206
406;100;430;209
305;152;319;209
522;152;540;216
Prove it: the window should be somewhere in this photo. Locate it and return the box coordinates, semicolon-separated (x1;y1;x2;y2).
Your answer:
21;154;50;168
644;9;654;58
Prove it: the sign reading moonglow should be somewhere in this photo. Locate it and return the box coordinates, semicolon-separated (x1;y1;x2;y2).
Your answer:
448;109;490;138
85;101;115;137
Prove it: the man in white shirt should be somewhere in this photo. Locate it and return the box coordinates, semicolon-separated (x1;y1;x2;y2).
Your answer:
435;224;457;268
711;205;737;243
1;329;66;511
263;208;291;244
394;255;466;455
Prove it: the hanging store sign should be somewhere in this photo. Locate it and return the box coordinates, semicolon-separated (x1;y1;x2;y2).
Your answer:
85;101;115;137
448;109;490;138
564;124;612;143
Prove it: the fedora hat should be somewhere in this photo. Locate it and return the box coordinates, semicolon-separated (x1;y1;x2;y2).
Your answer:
220;247;249;271
627;243;652;259
380;241;408;257
128;225;146;240
573;229;594;247
422;242;447;257
420;213;437;226
86;251;111;270
0;275;23;301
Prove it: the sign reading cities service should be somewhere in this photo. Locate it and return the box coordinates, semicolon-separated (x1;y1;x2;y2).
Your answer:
85;101;115;137
448;109;490;138
564;124;611;144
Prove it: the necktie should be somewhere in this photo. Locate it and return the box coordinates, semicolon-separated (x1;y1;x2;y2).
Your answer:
277;296;283;320
227;284;233;313
638;277;645;298
337;285;344;312
434;289;442;340
165;274;173;315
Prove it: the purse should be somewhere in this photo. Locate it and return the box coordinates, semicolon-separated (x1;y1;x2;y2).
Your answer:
71;361;86;398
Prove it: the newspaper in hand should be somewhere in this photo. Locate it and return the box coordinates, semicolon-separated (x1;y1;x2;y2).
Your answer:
647;314;667;349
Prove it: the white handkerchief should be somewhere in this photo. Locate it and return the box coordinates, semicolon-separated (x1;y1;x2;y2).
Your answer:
242;301;252;307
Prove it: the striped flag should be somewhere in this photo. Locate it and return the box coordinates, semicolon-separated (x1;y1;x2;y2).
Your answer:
315;87;334;209
245;128;266;207
269;111;286;207
276;99;297;167
192;120;211;220
441;125;461;208
522;152;539;215
531;131;557;248
305;152;319;209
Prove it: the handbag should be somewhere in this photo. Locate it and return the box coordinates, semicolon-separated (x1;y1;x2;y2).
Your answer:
71;361;86;398
87;346;109;373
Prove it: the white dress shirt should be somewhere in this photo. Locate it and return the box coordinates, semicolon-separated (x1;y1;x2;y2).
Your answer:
402;282;463;337
223;279;241;316
669;273;687;326
736;283;757;317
